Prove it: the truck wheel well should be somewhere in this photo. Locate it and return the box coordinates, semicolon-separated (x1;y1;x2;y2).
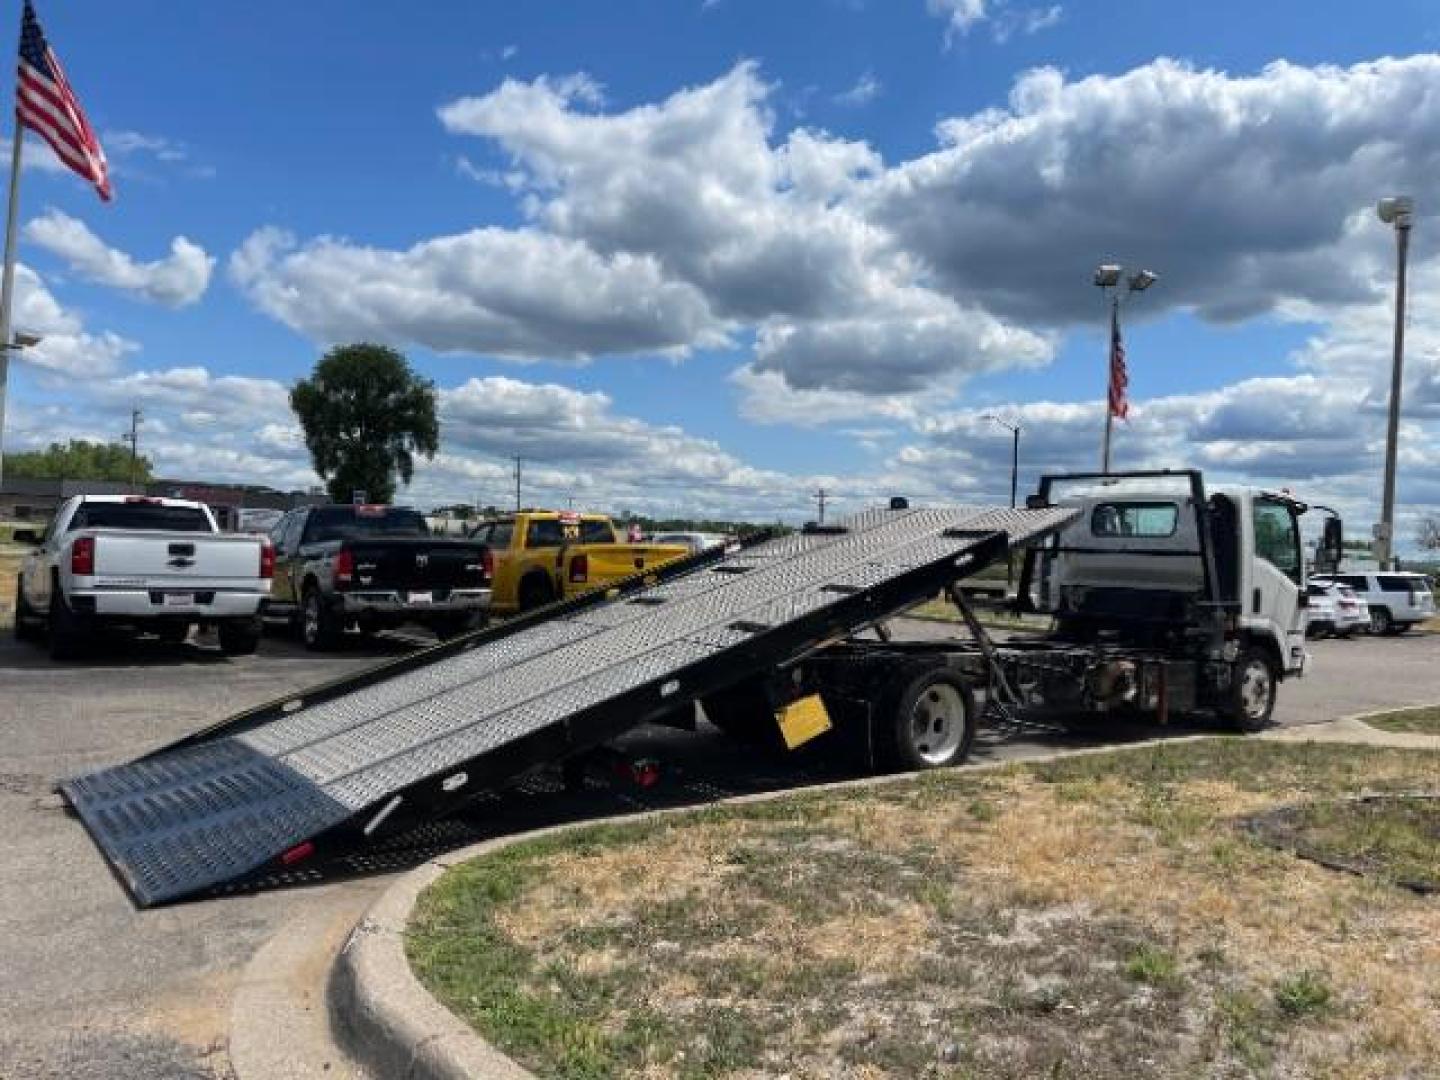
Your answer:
301;575;321;597
1240;631;1283;678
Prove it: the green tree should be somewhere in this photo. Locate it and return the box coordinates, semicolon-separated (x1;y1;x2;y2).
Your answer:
7;439;153;483
290;343;439;504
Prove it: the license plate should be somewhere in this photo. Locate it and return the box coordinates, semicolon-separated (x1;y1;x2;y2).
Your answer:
408;591;433;604
163;592;194;607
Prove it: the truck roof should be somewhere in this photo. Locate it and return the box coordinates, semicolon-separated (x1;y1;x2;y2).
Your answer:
73;494;208;510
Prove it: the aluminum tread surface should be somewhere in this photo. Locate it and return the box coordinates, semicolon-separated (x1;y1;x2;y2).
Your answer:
61;504;1076;905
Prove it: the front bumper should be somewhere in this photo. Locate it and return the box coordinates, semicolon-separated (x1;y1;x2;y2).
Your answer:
74;588;266;619
333;588;492;617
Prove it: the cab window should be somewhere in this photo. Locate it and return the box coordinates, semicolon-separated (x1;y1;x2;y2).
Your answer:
1090;501;1178;538
525;519;566;548
578;519;616;544
487;522;514;549
1253;498;1302;584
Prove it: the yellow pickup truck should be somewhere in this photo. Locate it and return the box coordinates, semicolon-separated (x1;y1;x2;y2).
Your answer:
470;510;690;615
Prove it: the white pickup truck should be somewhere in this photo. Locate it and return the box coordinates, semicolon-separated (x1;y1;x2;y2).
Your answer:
12;494;273;659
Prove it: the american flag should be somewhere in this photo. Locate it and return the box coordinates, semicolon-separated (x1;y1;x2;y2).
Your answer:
1107;299;1128;420
16;1;110;201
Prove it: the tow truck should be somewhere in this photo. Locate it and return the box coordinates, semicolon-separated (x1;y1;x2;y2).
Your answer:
59;470;1341;906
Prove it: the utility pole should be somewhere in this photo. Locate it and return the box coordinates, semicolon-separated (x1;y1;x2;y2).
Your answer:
813;487;828;524
1376;196;1413;570
513;455;522;512
121;407;142;493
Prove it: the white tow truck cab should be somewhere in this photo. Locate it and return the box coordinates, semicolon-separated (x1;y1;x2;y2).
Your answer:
1011;470;1342;729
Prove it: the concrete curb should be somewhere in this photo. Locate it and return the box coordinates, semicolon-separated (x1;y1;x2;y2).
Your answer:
330;720;1440;1079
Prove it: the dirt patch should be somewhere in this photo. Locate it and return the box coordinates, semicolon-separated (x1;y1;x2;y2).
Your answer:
409;741;1440;1078
1246;795;1440;893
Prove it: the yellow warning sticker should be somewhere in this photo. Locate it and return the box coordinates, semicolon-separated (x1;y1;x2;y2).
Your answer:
776;693;832;750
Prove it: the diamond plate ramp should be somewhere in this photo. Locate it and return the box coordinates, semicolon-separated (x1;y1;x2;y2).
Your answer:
62;504;1076;906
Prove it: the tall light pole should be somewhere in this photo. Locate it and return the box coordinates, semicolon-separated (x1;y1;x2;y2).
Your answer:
981;413;1021;509
1093;263;1158;473
120;406;143;493
1375;196;1413;570
982;413;1022;589
0;329;42;489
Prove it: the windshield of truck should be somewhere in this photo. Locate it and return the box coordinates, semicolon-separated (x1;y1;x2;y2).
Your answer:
69;502;212;532
305;507;430;543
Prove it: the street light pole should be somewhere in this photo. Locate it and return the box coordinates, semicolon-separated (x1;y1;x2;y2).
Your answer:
982;413;1021;588
1376;196;1413;570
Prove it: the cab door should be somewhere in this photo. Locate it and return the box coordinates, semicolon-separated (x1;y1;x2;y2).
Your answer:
1248;496;1304;647
268;512;305;608
484;520;519;613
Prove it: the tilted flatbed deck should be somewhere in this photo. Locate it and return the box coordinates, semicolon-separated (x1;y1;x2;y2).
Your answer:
61;503;1076;906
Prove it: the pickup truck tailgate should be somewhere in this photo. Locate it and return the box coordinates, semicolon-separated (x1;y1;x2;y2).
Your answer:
347;539;487;591
575;543;688;582
93;531;262;585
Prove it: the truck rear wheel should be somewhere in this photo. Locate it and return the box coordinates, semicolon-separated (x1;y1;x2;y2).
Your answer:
13;578;41;642
879;667;976;771
702;679;781;747
1224;648;1276;732
518;574;555;613
47;585;89;661
219;617;262;656
301;588;343;651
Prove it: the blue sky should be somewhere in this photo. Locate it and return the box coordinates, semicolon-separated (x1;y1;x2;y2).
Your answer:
7;0;1440;541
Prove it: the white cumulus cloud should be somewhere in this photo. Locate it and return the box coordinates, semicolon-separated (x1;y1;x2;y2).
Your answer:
24;209;214;307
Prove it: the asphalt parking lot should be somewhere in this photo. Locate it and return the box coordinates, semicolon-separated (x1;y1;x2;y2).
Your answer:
1;622;1438;1079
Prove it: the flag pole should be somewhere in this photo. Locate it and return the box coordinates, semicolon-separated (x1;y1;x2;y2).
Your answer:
0;114;22;490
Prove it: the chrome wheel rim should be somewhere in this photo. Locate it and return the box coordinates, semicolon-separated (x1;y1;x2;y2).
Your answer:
909;683;966;764
1239;659;1272;720
303;596;319;644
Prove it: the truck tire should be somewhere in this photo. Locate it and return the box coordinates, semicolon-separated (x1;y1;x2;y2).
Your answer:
301;587;343;651
1223;647;1276;732
13;577;41;642
518;574;555;613
156;621;191;645
878;667;976;772
218;617;262;656
1369;607;1394;635
47;583;89;661
432;612;483;640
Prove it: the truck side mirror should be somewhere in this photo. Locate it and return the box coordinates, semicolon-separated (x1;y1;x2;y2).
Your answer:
11;528;39;546
1319;517;1343;571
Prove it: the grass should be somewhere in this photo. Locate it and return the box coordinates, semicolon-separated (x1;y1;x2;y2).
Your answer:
408;741;1440;1079
1363;705;1440;735
1248;795;1440;893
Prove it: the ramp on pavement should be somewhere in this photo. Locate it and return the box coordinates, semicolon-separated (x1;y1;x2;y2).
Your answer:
62;503;1076;906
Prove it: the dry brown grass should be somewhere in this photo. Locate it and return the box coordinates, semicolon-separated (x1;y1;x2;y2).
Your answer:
0;549;22;628
410;743;1440;1079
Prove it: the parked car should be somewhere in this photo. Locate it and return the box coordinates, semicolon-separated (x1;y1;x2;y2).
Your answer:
471;510;689;615
1314;571;1435;635
1303;581;1369;638
264;504;491;649
12;494;272;659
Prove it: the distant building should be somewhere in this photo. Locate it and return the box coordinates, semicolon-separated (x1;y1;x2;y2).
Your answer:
1;477;323;529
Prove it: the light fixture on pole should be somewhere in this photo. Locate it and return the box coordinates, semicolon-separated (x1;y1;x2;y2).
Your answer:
1093;263;1158;473
0;328;43;489
1375;195;1413;570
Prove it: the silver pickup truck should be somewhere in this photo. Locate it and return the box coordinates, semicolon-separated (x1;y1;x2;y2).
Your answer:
12;494;273;659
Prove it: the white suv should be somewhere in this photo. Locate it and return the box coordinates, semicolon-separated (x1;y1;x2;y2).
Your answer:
1316;572;1435;635
1304;581;1369;638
